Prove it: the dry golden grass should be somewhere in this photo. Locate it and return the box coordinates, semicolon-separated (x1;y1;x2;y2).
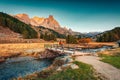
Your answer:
0;42;58;57
98;48;120;55
0;42;116;58
64;42;116;48
88;42;116;46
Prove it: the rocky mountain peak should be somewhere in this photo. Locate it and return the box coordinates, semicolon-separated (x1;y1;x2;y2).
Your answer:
63;26;69;30
48;15;54;20
40;15;61;29
14;13;76;35
16;13;29;19
15;13;30;24
32;16;44;20
31;16;45;26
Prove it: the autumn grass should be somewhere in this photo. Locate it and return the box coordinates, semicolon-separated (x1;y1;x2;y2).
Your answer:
64;42;115;49
0;42;58;57
88;42;115;46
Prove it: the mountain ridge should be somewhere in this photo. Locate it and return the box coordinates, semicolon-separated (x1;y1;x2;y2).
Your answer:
96;27;120;42
14;13;78;35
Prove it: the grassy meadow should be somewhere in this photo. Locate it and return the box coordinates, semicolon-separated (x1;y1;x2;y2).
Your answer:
98;48;120;69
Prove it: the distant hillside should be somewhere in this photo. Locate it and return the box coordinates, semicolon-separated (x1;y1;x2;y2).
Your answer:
36;26;65;39
84;32;101;38
0;12;37;39
96;27;120;42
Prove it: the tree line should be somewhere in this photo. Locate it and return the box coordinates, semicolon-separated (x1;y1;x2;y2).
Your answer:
66;35;77;44
96;27;120;42
40;32;56;41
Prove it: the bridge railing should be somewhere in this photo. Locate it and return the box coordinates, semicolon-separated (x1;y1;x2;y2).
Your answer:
44;44;95;56
44;44;59;49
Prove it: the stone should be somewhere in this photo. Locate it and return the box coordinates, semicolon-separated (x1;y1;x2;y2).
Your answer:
70;64;79;69
56;67;62;71
62;63;71;68
66;58;73;63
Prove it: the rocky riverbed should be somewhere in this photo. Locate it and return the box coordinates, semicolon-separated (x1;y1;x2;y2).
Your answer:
19;52;79;80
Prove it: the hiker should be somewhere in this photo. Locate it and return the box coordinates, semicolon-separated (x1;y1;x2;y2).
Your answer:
59;40;64;50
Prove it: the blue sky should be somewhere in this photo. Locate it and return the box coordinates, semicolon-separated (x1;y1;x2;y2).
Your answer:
0;0;120;32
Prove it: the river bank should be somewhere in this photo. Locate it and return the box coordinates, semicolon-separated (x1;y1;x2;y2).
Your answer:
0;42;115;62
0;49;67;80
0;43;58;63
18;50;103;80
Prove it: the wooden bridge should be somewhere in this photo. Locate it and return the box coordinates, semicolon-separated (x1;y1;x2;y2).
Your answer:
44;44;94;56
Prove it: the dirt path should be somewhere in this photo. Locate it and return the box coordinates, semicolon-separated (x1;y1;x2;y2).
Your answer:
76;56;120;80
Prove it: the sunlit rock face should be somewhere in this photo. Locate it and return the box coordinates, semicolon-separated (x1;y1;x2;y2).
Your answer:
15;14;75;35
41;15;61;30
31;15;61;30
15;13;31;24
31;16;45;26
15;14;60;29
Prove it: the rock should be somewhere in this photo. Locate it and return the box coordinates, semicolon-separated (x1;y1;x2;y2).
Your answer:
15;13;30;24
55;55;73;64
52;59;65;67
61;63;79;70
66;58;73;63
70;64;79;69
56;63;79;71
56;67;62;71
61;63;71;68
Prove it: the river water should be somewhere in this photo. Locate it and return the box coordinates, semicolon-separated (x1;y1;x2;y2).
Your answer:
79;46;112;53
0;56;52;80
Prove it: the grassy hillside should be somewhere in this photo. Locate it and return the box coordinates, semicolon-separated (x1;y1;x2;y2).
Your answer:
0;12;37;39
96;27;120;42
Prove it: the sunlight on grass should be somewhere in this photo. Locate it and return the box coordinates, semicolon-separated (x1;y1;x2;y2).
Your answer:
99;49;120;69
101;56;120;69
